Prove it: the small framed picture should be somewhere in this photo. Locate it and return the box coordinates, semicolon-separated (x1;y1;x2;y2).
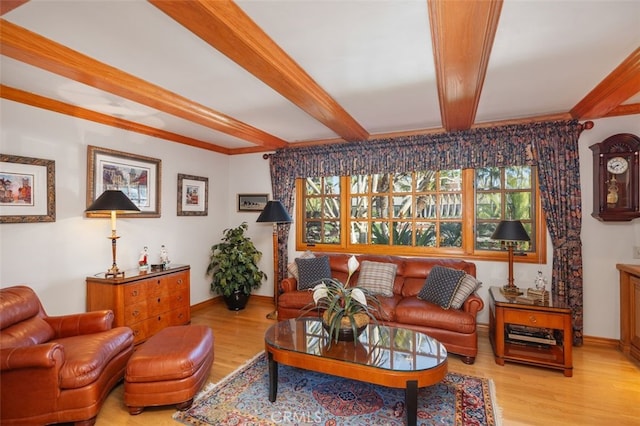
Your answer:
86;145;161;218
238;193;268;212
177;173;208;216
0;154;56;223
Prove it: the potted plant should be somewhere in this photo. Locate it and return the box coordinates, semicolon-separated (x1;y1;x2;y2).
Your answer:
207;222;266;310
307;256;381;345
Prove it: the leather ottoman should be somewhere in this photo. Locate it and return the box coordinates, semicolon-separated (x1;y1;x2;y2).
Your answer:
124;325;214;415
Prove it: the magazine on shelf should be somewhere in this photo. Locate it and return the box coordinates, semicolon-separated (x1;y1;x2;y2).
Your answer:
506;324;557;345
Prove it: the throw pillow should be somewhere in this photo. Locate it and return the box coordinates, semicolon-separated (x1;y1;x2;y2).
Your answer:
356;260;397;297
417;265;466;309
296;256;331;290
449;274;482;309
287;250;315;279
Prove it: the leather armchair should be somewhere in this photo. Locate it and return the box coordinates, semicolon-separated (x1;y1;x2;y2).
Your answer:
0;285;134;425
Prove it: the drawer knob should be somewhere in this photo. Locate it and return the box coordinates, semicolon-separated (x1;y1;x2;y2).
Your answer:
177;279;183;285
529;315;537;324
131;289;138;297
132;310;139;317
157;297;161;303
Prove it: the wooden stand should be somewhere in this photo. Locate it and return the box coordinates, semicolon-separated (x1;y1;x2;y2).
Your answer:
489;286;573;377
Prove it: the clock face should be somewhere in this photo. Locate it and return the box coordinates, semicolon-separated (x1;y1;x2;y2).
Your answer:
607;157;629;174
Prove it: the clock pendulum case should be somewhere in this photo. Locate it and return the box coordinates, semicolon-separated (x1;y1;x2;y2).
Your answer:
589;133;640;222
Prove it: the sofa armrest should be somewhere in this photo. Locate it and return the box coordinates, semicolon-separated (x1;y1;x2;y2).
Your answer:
462;293;484;316
281;277;298;293
0;343;64;371
45;310;114;338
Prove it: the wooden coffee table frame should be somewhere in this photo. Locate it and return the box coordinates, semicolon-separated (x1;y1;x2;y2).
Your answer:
265;320;447;426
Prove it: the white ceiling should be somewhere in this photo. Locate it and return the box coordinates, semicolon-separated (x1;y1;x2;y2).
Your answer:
1;0;639;154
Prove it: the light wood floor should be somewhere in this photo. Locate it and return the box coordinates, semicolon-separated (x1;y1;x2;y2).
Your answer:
96;297;640;426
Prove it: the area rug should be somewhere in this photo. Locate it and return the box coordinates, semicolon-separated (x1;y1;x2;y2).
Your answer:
174;351;501;426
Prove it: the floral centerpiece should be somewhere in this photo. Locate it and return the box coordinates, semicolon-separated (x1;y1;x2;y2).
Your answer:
308;256;380;345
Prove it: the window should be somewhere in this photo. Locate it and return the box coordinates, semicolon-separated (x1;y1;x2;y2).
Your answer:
296;167;545;262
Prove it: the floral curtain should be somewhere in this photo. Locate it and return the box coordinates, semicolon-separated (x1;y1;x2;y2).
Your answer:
532;122;585;345
268;120;585;344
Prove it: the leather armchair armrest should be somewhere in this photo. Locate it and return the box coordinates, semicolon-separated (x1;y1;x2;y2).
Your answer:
462;294;484;316
281;277;298;293
45;310;114;338
0;343;64;371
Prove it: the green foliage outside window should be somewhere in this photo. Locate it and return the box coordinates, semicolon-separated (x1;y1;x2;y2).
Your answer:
299;166;538;259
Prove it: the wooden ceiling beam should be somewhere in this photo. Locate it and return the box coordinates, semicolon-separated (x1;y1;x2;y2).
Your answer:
571;47;640;119
0;0;29;16
149;0;368;142
0;19;286;149
428;0;503;132
0;85;231;154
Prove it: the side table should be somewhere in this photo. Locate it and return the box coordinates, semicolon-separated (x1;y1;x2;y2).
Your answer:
488;286;573;377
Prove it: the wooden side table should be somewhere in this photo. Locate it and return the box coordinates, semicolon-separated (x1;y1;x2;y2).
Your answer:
488;286;573;377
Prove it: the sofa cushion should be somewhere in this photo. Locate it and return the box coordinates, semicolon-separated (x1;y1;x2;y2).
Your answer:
287;250;315;279
356;260;397;297
417;265;465;309
296;256;332;290
450;274;481;309
395;297;476;334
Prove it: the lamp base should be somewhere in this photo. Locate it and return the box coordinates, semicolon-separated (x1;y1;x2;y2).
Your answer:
266;310;278;320
105;265;124;278
500;285;523;296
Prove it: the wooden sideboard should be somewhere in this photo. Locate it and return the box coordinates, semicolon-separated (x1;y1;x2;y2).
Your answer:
86;265;190;344
616;264;640;363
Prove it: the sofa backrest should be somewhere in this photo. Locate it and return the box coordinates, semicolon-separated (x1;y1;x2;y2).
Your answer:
0;285;54;347
316;253;476;298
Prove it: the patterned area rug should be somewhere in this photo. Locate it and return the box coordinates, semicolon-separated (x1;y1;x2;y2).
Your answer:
174;352;501;426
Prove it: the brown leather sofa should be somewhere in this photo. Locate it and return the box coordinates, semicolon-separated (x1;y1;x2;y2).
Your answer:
0;285;134;426
278;254;484;364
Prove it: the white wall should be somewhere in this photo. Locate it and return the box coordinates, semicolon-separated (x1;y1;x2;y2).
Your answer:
0;100;229;314
578;115;640;339
1;98;638;340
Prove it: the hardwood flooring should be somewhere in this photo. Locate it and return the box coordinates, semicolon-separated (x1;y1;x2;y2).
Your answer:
96;297;640;426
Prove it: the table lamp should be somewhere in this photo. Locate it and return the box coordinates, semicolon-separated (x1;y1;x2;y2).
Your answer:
86;190;140;277
491;220;530;295
257;200;292;320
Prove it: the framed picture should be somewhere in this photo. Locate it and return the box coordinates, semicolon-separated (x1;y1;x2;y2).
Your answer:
0;154;56;223
238;193;268;212
177;173;208;216
86;145;161;218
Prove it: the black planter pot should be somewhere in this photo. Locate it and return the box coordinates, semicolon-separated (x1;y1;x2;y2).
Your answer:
223;291;250;311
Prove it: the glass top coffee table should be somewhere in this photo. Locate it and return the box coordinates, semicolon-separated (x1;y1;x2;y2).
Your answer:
264;317;447;426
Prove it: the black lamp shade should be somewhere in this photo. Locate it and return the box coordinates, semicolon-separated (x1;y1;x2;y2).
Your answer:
85;190;140;213
491;220;530;242
256;200;292;223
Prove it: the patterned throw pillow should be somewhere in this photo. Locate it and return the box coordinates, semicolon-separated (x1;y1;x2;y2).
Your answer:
356;260;397;297
449;274;482;309
296;256;332;290
417;265;466;309
287;250;315;279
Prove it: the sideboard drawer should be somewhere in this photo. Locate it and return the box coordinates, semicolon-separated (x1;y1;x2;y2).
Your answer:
123;282;147;306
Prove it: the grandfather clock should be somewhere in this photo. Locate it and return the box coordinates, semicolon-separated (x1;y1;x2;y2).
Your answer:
589;133;640;222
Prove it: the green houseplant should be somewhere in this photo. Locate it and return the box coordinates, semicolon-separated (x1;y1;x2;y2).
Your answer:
207;222;266;310
307;256;381;345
